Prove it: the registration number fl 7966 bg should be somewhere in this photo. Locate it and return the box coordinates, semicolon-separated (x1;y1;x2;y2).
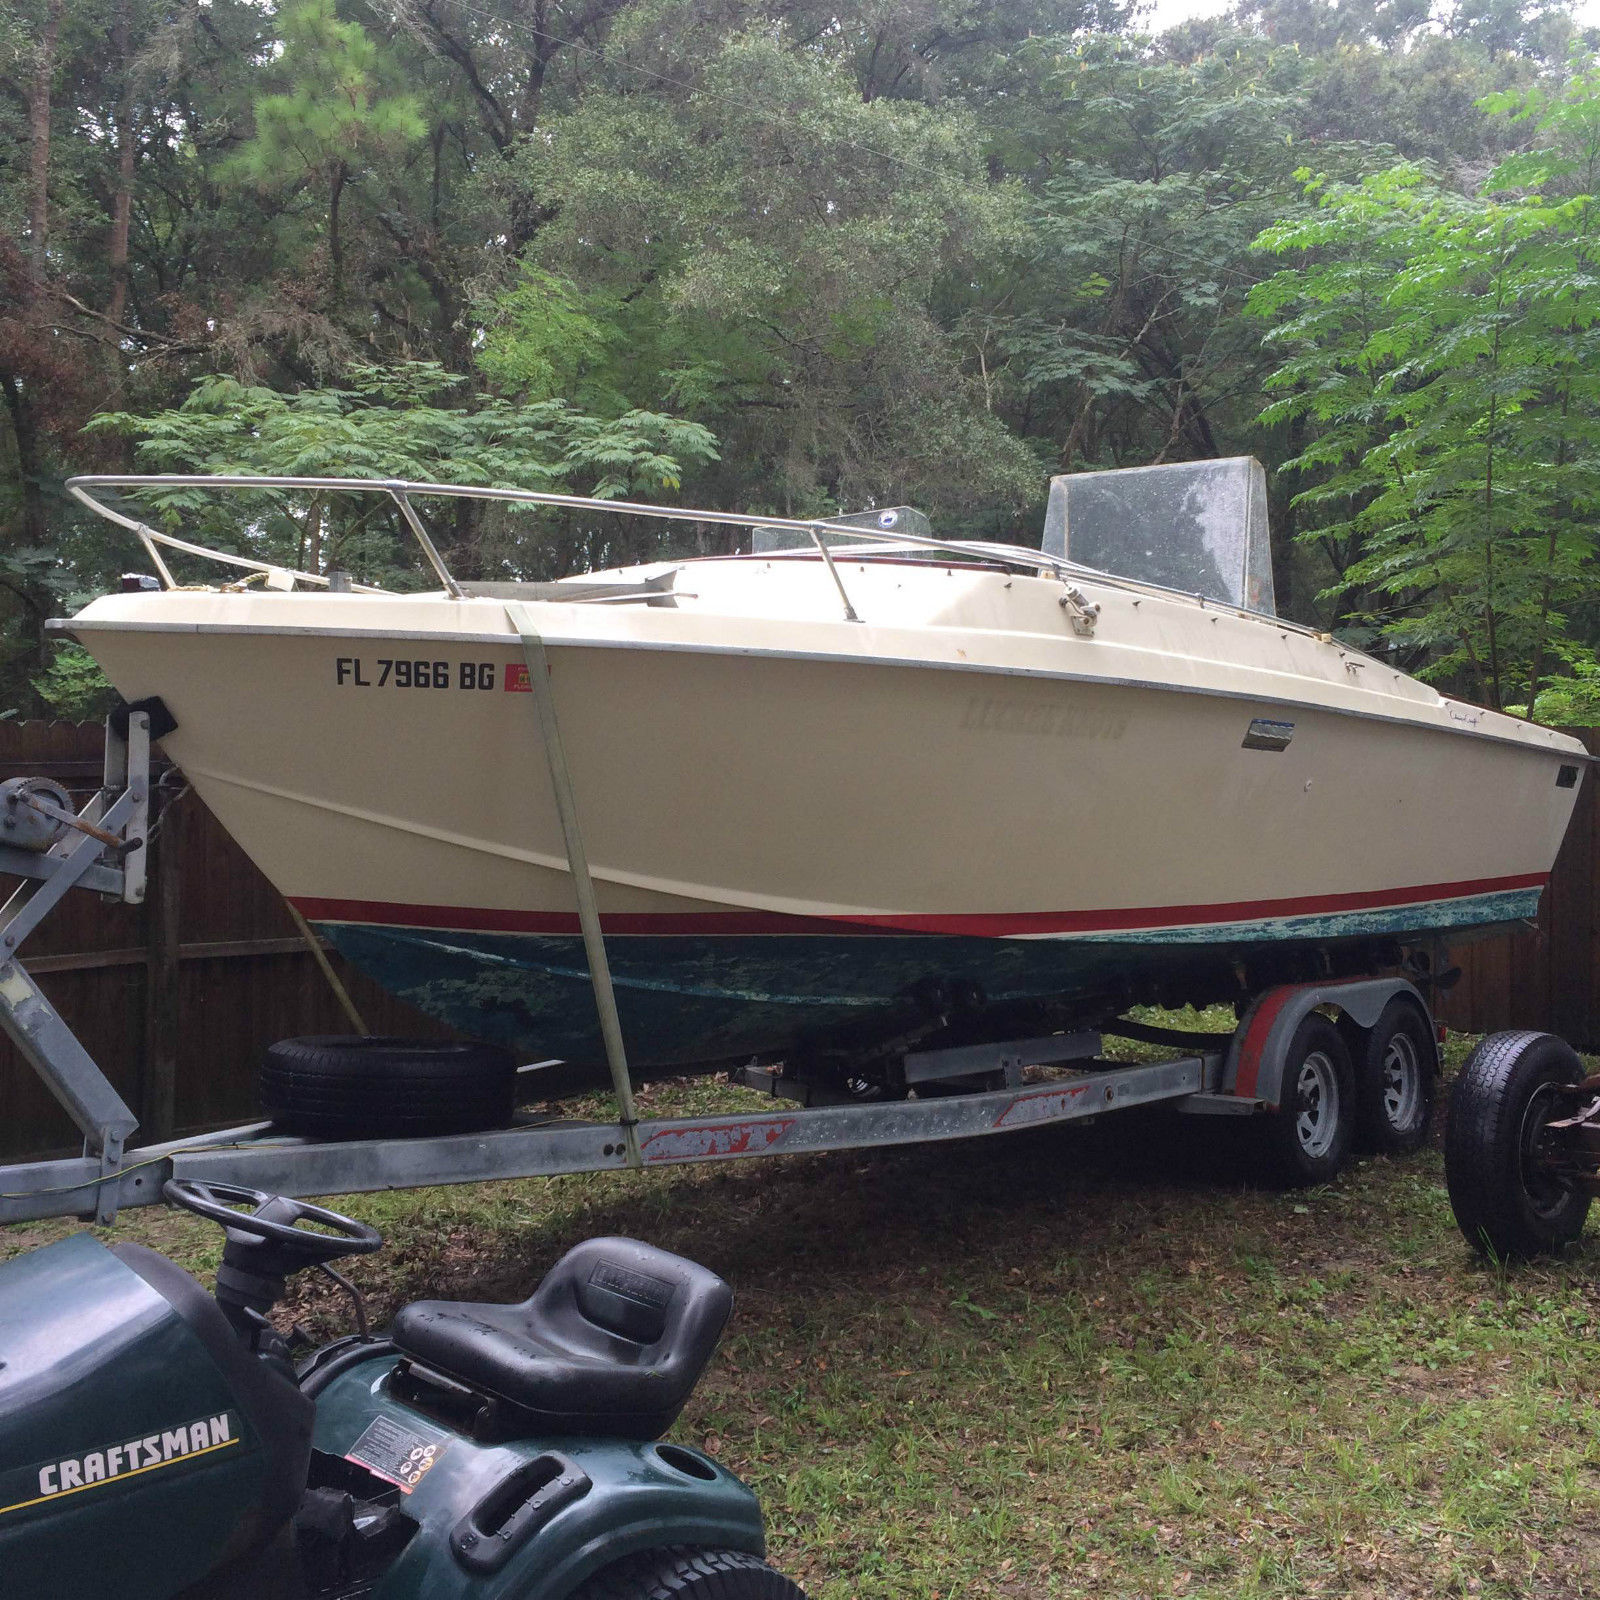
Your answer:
334;657;519;690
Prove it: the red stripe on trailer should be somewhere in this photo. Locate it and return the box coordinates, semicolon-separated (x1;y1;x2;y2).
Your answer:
1232;987;1301;1102
290;870;1547;941
993;1082;1092;1128
639;1119;794;1162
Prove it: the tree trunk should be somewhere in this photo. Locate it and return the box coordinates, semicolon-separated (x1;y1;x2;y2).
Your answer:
328;160;346;300
0;365;53;669
27;0;67;278
108;0;137;324
0;367;48;550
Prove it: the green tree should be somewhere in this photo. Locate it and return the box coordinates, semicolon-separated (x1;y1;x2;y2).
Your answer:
1251;59;1600;711
230;0;426;301
88;362;720;583
485;30;1038;530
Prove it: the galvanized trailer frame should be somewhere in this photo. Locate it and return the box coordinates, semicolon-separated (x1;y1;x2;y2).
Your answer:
0;1053;1212;1225
1;712;151;1222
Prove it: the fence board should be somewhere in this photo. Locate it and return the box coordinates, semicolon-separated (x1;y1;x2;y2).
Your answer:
1435;730;1600;1049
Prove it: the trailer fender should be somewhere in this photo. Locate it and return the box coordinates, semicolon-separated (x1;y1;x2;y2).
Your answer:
1224;978;1431;1110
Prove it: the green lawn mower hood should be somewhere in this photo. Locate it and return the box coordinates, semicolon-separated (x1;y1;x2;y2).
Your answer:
0;1225;772;1600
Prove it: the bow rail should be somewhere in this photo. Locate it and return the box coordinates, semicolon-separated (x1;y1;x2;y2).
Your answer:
65;474;1080;620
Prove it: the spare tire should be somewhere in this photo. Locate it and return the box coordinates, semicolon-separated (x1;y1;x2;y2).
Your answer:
260;1036;517;1139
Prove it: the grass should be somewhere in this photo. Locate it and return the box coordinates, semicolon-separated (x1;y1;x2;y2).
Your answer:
4;1027;1600;1598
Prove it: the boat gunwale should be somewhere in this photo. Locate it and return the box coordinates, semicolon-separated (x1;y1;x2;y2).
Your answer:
50;612;1593;764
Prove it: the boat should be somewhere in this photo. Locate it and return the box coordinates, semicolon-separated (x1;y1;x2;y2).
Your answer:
58;458;1588;1094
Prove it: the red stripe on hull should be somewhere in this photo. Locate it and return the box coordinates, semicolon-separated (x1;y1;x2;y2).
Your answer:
290;870;1547;939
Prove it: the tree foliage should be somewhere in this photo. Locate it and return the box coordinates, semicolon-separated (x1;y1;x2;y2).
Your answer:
4;0;1600;715
1251;58;1600;712
89;363;720;580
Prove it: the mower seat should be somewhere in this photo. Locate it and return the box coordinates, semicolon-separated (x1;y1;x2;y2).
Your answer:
390;1237;732;1440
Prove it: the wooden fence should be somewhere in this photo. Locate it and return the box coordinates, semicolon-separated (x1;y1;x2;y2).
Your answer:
2;721;1597;1162
0;721;453;1160
1436;729;1600;1049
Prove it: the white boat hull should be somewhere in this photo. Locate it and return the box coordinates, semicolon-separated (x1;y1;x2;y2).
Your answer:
66;563;1586;1067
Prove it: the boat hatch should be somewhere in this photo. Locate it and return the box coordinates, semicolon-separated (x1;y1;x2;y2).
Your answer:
1042;456;1276;617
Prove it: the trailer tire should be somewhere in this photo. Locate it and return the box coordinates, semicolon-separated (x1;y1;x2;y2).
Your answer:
568;1545;808;1600
1258;1014;1355;1186
1445;1030;1591;1260
260;1036;517;1139
1354;1000;1437;1156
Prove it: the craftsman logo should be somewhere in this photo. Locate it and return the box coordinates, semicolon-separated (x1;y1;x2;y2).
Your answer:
589;1259;675;1310
3;1412;239;1516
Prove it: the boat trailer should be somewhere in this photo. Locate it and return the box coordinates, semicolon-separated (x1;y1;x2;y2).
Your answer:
4;710;1451;1229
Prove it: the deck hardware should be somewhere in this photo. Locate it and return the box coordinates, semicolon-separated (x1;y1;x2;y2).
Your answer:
1058;585;1101;636
807;523;862;623
63;474;1157;605
389;486;465;599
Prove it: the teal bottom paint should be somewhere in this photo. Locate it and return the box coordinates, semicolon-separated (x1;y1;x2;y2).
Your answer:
317;887;1536;1071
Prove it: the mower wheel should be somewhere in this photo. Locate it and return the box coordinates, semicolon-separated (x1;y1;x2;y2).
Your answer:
1445;1030;1591;1260
260;1035;516;1139
568;1545;808;1600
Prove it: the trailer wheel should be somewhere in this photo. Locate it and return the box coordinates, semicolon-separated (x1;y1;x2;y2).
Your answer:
1445;1031;1591;1259
567;1545;808;1600
1259;1014;1355;1186
1354;1000;1437;1156
260;1036;516;1139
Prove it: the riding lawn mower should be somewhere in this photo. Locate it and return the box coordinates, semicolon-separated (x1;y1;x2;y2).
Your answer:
0;1181;809;1600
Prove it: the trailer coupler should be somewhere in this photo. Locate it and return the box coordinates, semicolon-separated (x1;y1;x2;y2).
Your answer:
1538;1078;1600;1198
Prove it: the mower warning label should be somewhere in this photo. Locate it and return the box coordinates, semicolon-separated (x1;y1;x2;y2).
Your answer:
345;1415;447;1494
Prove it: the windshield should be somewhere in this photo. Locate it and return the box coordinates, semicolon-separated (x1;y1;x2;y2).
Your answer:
1041;458;1275;615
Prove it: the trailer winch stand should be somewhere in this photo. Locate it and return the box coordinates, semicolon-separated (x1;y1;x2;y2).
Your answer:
0;712;151;1222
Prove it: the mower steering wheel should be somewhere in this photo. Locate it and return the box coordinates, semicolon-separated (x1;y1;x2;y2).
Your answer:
163;1179;382;1265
